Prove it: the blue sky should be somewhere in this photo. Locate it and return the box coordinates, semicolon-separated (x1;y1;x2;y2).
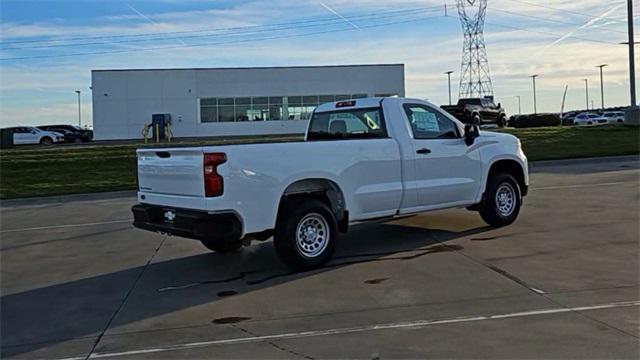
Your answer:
0;0;636;127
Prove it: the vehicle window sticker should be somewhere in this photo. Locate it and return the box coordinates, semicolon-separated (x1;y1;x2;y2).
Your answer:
413;110;440;132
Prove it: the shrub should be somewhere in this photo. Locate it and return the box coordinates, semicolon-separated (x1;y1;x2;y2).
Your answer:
508;113;561;128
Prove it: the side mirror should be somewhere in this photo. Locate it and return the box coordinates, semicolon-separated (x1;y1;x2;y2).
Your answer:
464;124;480;146
497;103;502;108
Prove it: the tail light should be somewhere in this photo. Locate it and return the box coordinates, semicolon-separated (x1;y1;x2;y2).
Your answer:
204;153;226;197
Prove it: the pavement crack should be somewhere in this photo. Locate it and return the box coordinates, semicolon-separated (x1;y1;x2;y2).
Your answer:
157;274;248;292
232;324;314;360
484;264;546;295
433;239;640;340
84;236;168;360
158;245;466;291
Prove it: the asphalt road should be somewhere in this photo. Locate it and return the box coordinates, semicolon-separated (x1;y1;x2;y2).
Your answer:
1;157;639;359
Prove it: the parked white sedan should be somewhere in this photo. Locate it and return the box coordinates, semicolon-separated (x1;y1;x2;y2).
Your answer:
573;112;605;126
8;126;64;145
601;111;626;124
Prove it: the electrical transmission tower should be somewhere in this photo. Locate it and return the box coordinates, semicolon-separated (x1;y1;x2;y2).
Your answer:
456;0;494;98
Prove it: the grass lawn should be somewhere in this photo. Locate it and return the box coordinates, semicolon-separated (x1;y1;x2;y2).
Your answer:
500;125;639;161
1;126;638;199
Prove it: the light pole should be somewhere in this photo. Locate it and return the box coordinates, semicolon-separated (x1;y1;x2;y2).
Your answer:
596;64;608;109
514;95;521;114
75;90;81;127
444;71;454;105
582;79;589;110
530;74;539;114
627;0;636;107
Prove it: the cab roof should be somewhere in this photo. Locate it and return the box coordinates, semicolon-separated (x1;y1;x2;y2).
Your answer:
314;97;385;113
314;97;433;113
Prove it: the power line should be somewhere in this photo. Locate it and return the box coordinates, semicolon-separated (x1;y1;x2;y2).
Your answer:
482;20;620;45
445;15;620;45
1;8;443;51
0;14;446;61
0;5;445;46
487;7;627;35
502;0;626;23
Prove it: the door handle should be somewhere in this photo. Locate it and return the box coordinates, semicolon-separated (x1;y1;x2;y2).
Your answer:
416;148;432;155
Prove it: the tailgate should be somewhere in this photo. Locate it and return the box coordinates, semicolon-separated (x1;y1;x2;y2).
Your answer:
137;148;204;197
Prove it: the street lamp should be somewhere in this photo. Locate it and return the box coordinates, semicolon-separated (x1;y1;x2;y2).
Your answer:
75;90;81;127
626;0;636;107
582;79;589;110
530;74;539;114
514;95;521;115
444;71;454;105
596;64;608;109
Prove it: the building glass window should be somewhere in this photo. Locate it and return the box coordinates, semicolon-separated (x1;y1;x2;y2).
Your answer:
218;106;235;122
201;107;218;123
319;95;335;103
218;98;234;106
199;93;371;123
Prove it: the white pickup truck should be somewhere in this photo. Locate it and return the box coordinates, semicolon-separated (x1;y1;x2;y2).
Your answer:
133;97;528;269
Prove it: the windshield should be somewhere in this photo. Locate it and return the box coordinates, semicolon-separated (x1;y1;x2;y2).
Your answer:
459;99;482;106
307;107;387;141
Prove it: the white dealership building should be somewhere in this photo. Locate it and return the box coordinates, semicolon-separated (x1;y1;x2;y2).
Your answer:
91;64;405;140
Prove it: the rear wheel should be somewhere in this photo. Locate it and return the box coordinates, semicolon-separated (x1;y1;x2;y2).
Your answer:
200;238;242;253
74;138;83;144
479;173;522;227
274;198;337;270
40;137;53;145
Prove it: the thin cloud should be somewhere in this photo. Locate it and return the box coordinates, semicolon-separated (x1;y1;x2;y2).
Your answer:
126;3;187;46
535;3;625;56
319;2;361;30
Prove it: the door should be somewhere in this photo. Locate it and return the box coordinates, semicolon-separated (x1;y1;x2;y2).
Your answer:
12;128;31;144
480;99;497;121
402;103;482;207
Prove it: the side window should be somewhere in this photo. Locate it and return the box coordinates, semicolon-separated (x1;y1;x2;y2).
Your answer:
403;104;460;140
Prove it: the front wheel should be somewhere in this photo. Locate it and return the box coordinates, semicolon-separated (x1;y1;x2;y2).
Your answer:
274;198;337;270
479;173;522;227
497;115;506;128
40;137;53;145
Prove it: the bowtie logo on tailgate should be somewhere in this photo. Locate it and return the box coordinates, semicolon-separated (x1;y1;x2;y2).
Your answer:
164;210;176;222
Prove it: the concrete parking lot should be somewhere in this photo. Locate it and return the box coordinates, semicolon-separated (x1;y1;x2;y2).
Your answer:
1;156;638;359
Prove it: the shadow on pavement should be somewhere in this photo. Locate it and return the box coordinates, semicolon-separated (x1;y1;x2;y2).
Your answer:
1;221;490;357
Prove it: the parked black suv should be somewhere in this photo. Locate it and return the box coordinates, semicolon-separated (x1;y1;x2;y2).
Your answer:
38;125;93;143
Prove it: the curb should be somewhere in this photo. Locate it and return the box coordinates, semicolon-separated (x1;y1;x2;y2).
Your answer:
2;155;638;207
528;155;639;169
0;190;137;208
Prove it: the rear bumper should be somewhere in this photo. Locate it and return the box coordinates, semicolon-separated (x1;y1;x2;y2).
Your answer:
132;204;242;242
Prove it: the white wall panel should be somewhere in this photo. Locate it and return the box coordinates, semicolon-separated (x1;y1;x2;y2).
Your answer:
92;64;404;140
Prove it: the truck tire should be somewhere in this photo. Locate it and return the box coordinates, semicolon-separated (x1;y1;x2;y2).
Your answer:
40;137;53;145
274;198;338;270
479;172;522;227
497;115;506;128
200;238;242;253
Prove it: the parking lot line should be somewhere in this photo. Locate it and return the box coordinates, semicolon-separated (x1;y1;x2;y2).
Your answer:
55;300;638;360
0;220;130;234
533;181;637;191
